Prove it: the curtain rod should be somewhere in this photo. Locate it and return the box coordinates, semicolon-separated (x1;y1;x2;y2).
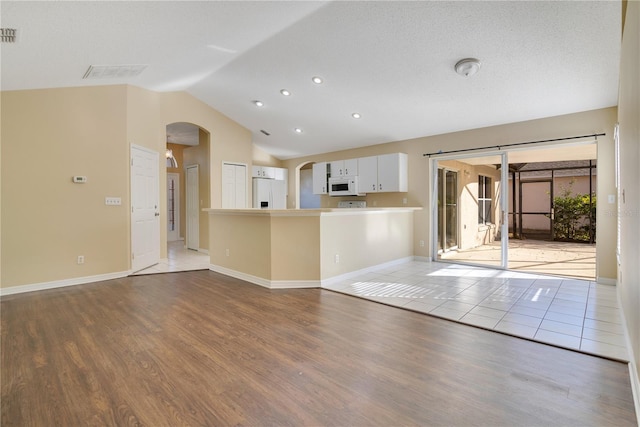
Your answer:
423;133;605;157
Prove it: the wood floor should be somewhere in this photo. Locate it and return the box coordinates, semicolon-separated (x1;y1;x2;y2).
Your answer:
1;270;637;426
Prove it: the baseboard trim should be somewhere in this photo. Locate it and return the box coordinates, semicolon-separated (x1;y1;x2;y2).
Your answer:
616;281;640;426
413;256;433;262
321;256;415;287
0;271;131;297
209;265;320;289
597;276;617;285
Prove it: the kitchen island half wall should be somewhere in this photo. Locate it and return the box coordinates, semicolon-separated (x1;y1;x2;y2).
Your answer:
206;208;420;288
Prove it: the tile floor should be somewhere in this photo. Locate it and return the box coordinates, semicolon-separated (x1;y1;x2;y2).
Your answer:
132;246;628;362
324;260;629;361
132;240;210;275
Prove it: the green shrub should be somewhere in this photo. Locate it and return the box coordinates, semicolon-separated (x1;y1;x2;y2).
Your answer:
552;188;596;242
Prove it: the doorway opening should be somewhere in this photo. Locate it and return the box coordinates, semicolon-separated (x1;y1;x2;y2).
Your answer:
432;142;597;280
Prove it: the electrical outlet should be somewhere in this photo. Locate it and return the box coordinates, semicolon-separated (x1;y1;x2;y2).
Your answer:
225;249;230;257
105;197;121;205
419;240;425;247
334;254;340;263
77;255;85;264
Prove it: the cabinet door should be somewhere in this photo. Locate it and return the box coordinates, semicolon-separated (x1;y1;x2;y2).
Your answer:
262;166;276;179
328;161;344;178
312;162;328;194
251;166;263;178
357;156;378;193
274;167;288;195
377;153;408;192
343;158;358;176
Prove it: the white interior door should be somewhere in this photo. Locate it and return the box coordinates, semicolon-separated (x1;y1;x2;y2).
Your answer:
186;164;199;250
167;173;180;241
222;163;247;208
131;145;160;272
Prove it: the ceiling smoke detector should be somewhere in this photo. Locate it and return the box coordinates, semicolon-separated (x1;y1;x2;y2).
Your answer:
455;58;481;77
1;28;17;43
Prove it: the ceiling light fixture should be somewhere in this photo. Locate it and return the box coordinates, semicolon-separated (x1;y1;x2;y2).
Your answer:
253;100;264;107
294;128;303;134
312;76;323;84
166;149;178;168
280;89;291;96
454;58;481;77
352;113;361;119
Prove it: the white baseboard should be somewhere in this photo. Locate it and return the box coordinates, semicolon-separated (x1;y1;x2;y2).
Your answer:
321;256;415;287
597;276;617;285
616;280;640;426
209;264;320;289
413;256;433;262
0;271;131;297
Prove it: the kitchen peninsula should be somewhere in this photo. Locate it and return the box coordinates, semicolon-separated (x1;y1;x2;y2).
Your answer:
206;207;420;288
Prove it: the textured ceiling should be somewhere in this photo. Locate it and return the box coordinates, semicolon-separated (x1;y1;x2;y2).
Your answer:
1;1;621;159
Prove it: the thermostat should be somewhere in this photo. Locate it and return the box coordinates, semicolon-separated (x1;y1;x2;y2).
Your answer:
72;176;88;183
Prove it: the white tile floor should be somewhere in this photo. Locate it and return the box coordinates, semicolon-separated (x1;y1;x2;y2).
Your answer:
324;260;629;361
132;240;210;275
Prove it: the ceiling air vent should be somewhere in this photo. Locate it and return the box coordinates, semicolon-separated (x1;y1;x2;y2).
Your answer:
260;130;271;136
1;28;17;43
83;64;147;79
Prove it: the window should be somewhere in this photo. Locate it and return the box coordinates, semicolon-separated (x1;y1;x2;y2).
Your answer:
478;175;492;224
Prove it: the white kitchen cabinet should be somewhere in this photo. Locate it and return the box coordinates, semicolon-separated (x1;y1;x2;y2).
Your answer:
274;167;288;195
328;159;358;177
252;165;276;179
357;153;408;193
312;162;328;194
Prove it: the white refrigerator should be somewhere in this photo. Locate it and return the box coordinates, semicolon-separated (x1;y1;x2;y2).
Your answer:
253;178;286;209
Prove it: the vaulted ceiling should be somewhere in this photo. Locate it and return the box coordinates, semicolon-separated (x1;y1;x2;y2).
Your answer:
1;1;621;159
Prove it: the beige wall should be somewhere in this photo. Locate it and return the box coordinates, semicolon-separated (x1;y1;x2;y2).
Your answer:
1;85;253;289
320;211;414;279
282;107;618;280
617;0;640;393
1;86;130;286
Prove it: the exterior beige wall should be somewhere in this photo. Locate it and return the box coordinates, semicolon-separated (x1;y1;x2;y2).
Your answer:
1;86;130;287
282;107;618;279
617;0;640;393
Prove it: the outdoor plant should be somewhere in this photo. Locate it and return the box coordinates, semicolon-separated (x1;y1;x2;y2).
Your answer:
552;182;596;242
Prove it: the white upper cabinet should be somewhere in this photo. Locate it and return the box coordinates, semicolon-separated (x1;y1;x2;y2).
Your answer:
252;165;276;179
312;162;328;194
357;153;408;193
328;159;358;177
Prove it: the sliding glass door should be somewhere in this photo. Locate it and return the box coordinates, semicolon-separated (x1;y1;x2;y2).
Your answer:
433;153;508;269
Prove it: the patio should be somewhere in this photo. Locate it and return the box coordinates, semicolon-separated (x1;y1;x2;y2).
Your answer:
440;239;596;280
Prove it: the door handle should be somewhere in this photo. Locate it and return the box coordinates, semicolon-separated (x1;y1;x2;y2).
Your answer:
155;212;160;217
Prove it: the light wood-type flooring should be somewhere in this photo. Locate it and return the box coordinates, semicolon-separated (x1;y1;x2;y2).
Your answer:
1;270;637;426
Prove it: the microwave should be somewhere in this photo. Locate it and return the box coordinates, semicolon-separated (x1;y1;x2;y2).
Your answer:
328;176;362;196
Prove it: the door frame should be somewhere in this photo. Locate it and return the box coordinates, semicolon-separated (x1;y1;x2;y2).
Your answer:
185;164;200;251
431;151;509;269
130;144;160;272
167;172;181;241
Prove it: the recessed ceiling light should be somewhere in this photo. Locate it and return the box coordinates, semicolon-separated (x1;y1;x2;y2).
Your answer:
352;113;361;119
253;100;264;107
280;89;291;96
312;76;323;84
294;128;303;133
